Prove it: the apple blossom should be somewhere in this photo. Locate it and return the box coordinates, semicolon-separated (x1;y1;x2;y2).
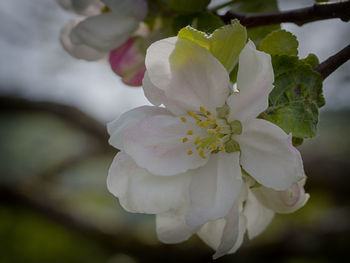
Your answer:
58;0;148;61
107;26;309;258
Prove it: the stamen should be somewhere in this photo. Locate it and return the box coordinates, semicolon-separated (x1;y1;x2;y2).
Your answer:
187;130;193;135
199;149;207;159
206;111;211;116
194;136;201;145
200;106;206;113
216;138;222;144
216;126;222;132
187;150;193;155
182;138;188;143
180;117;187;123
207;129;216;134
220;145;226;152
210;144;217;150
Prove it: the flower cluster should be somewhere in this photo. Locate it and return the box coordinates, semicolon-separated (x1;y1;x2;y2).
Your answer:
107;28;309;258
58;0;147;85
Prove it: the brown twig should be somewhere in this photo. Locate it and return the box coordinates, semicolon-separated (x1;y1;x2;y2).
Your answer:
314;44;350;80
220;1;350;27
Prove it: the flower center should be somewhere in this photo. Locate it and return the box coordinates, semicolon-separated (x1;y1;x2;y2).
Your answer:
180;106;242;159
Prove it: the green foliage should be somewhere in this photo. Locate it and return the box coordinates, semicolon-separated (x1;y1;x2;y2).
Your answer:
231;0;280;46
263;55;325;139
259;29;298;56
178;21;247;72
230;0;278;13
169;0;210;13
194;12;225;33
301;53;319;67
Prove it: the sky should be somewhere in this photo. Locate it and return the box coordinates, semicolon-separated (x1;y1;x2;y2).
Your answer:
0;0;349;122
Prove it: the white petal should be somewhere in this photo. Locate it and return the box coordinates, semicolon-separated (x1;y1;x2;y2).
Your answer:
57;0;103;16
236;118;304;190
244;189;274;240
227;40;274;122
60;19;106;61
145;37;230;116
102;0;148;20
124;113;208;176
156;210;197;244
252;178;309;214
70;12;139;51
197;211;246;259
107;152;191;214
107;106;170;150
186;152;242;227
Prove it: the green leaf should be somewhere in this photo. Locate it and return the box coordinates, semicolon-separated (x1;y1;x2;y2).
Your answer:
301;53;319;68
178;21;247;73
209;20;247;72
230;0;280;46
172;14;198;34
169;0;210;13
263;55;325;139
193;12;225;34
259;29;298;56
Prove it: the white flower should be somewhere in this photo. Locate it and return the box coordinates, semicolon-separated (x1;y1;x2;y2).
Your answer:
107;35;308;258
58;0;148;61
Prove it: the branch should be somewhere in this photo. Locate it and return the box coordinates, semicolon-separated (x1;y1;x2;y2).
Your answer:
0;184;212;263
220;1;350;27
314;44;350;80
0;95;109;146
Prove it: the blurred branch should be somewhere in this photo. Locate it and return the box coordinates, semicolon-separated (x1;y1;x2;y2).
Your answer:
314;44;350;80
0;95;109;146
0;184;212;263
220;1;350;27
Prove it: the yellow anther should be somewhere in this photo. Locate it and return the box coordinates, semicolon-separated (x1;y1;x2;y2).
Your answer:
206;111;211;116
186;109;193;116
200;106;206;113
210;144;217;150
199;150;207;159
198;121;209;128
180;117;187;123
220;145;226;152
187;130;193;135
216;126;222;132
207;129;216;134
194;136;201;145
216;138;222;144
182;138;188;143
187;150;193;155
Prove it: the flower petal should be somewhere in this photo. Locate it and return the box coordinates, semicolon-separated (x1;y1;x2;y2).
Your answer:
124;113;208;176
227;40;274;122
156;210;197;244
145;37;230;115
186;152;242;227
107;152;191;214
70;12;139;51
197;209;246;259
107;105;170;151
236;118;304;190
252;178;309;214
109;38;146;86
244;189;274;240
102;0;148;20
60;19;106;61
57;0;103;16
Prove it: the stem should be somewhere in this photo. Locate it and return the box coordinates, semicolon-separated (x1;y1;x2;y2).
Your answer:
220;1;350;27
314;44;350;80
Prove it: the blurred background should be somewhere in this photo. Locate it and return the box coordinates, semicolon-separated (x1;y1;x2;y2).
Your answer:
0;0;349;262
